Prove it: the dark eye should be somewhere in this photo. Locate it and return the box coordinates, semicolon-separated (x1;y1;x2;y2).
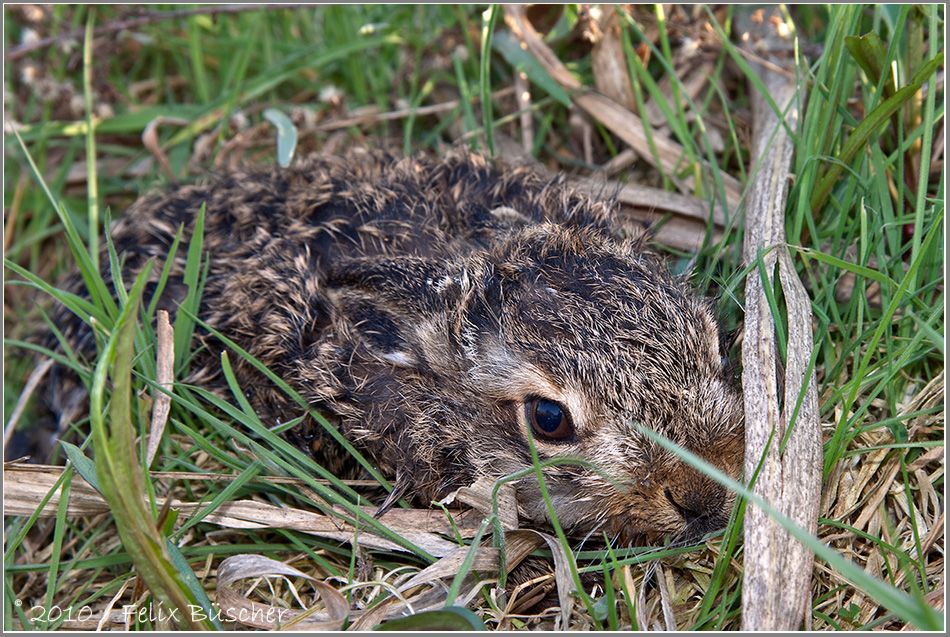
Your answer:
525;397;574;442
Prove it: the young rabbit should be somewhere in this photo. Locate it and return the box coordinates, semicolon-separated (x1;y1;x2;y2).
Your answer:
23;149;744;544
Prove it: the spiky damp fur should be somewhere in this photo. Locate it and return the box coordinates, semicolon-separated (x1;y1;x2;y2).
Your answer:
27;149;744;543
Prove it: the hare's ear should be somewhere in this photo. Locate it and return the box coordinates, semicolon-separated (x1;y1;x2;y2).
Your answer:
324;256;461;366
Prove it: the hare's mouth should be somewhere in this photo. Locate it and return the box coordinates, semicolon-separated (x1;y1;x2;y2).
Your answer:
595;497;732;548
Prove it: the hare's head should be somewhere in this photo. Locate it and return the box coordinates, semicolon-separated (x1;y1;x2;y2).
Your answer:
311;220;744;543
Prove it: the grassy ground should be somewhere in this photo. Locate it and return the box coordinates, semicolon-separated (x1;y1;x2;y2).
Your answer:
3;4;944;631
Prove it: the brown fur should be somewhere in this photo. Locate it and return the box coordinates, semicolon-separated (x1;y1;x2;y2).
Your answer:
32;149;744;543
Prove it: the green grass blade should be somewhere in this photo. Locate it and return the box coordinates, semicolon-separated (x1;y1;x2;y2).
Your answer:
492;30;570;107
444;517;490;608
59;441;100;492
82;11;100;275
173;205;205;376
4;259;102;327
7;127;118;320
162;538;223;630
88;260;213;630
811;51;943;211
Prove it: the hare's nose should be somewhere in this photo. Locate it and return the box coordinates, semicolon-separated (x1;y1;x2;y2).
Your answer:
664;487;707;525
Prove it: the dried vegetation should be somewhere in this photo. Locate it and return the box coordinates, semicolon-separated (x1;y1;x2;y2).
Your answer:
3;4;943;631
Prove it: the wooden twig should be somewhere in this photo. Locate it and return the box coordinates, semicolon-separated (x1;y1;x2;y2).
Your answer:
313;86;517;133
738;7;822;632
3;357;54;448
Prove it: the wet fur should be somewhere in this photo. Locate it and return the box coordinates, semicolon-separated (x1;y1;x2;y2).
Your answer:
32;149;744;543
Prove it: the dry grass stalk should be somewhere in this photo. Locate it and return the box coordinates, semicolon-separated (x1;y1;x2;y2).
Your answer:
813;369;944;629
503;4;743;209
2;463;486;557
737;7;822;631
590;5;637;112
4;462;542;629
145;310;173;467
574;176;729;250
500;4;733;253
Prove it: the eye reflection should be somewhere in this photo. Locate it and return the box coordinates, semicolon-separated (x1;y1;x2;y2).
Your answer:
525;397;574;441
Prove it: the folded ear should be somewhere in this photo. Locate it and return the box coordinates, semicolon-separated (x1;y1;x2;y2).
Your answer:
323;256;467;368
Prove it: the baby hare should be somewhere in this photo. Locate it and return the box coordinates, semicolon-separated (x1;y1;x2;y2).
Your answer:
28;149;744;544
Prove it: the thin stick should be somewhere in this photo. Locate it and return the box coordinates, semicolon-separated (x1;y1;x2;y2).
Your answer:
738;7;821;632
4;357;54;448
313;86;517;132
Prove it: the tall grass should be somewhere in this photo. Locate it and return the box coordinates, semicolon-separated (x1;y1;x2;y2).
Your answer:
3;4;943;631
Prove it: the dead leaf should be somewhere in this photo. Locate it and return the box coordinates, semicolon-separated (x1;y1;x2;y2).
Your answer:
591;6;636;111
146;310;174;467
449;476;520;530
215;554;348;630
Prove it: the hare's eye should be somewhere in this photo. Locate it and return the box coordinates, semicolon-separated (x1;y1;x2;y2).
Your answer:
525;397;574;442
